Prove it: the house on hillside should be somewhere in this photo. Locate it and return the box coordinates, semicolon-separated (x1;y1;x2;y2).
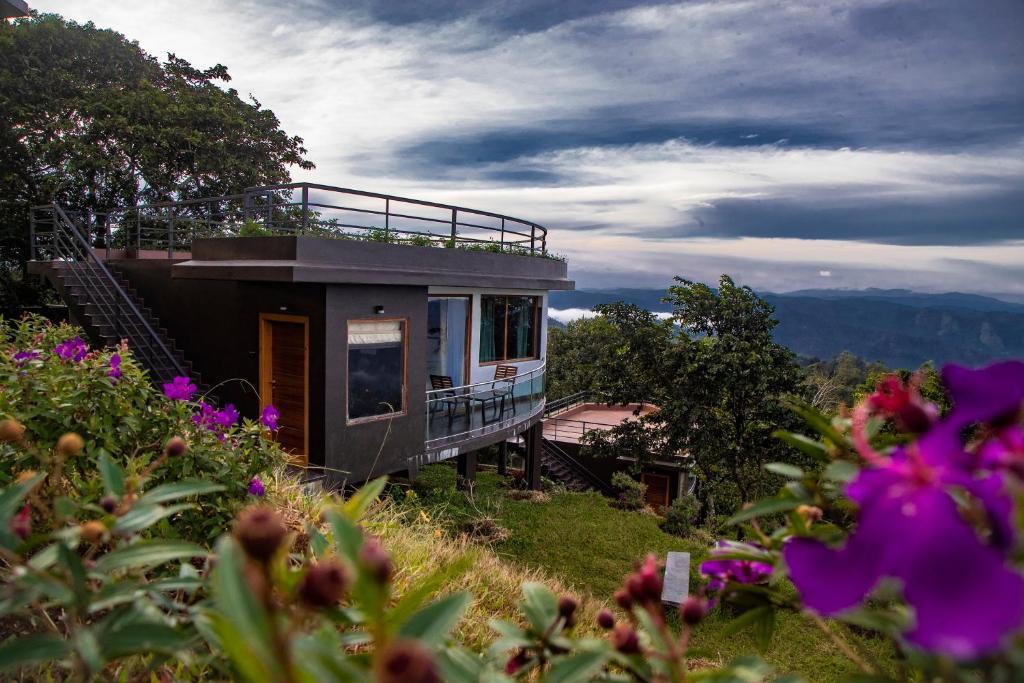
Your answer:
28;183;572;488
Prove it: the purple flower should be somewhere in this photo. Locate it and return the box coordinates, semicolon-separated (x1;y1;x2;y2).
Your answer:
260;404;280;431
700;542;773;598
12;350;40;366
54;336;87;363
192;401;238;441
107;354;122;383
786;389;1024;658
248;476;265;497
163;376;197;402
942;361;1024;430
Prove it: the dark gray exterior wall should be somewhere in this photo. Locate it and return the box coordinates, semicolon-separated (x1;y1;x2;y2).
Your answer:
108;259;328;467
324;284;427;484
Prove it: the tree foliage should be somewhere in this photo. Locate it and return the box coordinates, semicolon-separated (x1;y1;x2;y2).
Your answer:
557;276;804;517
0;13;314;308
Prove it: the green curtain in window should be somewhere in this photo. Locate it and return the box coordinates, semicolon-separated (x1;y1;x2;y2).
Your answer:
510;297;532;359
480;297;498;362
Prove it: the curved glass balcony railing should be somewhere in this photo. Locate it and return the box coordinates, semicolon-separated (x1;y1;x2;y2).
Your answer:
425;364;545;449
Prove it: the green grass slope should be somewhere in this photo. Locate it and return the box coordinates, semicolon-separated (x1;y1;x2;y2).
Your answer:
409;464;895;681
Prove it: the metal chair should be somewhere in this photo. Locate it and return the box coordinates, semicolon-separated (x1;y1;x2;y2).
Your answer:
429;374;468;426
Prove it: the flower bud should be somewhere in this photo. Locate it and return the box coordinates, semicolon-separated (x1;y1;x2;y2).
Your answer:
613;587;633;611
505;648;530;675
56;432;84;457
796;504;823;524
164;436;187;458
638;554;662;601
625;573;646;602
0;419;25;443
557;595;578;628
10;506;31;540
679;596;707;626
611;623;640;654
358;535;392;583
375;640;439;683
298;557;350;608
100;495;118;514
597;609;615;630
233;505;288;563
80;520;107;543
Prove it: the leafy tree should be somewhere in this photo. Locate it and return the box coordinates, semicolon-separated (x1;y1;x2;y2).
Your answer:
658;276;803;513
565;277;805;518
547;303;672;402
0;13;314;310
801;350;888;412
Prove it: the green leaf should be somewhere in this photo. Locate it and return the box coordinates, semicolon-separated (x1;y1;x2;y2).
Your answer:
437;646;487;683
138;480;224;504
98;453;125;497
209;536;278;681
397;591;471;645
722;605;773;643
101;622;191;659
764;462;804;479
726;498;802;525
772;430;828;463
325;508;363;564
95;540;207;573
823;460;859;483
388;555;472;630
342;476;387;521
0;633;70;672
546;649;611;683
521;582;558;633
785;401;847;450
112;503;193;534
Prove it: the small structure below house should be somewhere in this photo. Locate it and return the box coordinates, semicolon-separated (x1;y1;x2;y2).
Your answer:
538;392;691;509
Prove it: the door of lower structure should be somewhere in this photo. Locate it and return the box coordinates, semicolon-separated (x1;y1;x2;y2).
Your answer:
260;314;309;466
641;472;670;512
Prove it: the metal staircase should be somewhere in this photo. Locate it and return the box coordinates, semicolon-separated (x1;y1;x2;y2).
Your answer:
539;437;615;495
30;204;197;387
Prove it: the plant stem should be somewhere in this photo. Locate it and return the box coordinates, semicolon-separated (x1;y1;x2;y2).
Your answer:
807;611;875;675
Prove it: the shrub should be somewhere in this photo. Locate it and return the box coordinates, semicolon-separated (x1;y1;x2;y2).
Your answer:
660;494;700;537
0;315;284;541
406;234;434;247
610;471;646;511
237;218;274;236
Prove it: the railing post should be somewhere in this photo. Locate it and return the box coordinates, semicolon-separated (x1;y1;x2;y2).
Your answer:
265;191;272;231
385;197;390;234
167;206;175;258
450;208;457;244
136;209;141;253
301;185;309;234
530;225;536;254
105;216;112;261
500;218;505;252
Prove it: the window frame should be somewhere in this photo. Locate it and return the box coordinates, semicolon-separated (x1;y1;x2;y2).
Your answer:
479;295;541;365
345;317;409;425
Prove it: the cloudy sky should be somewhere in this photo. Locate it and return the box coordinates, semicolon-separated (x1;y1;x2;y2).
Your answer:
34;0;1024;296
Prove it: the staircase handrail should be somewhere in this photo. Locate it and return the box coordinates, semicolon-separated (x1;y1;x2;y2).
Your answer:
50;204;187;378
541;437;615;496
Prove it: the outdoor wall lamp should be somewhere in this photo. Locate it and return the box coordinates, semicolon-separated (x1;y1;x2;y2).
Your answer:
374;305;385;315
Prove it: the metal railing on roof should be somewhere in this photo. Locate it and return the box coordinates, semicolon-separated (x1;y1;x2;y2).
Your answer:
30;183;549;260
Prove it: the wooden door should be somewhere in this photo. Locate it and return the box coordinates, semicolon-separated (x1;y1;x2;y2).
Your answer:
260;314;309;465
641;472;670;512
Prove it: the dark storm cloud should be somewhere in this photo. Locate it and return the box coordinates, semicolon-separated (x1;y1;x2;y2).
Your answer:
315;0;679;32
681;189;1024;245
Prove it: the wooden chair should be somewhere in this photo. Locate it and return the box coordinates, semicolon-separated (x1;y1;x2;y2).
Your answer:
429;374;468;425
493;364;518;417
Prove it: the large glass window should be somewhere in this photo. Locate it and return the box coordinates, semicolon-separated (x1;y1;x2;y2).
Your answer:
427;297;470;387
480;295;539;363
347;319;406;422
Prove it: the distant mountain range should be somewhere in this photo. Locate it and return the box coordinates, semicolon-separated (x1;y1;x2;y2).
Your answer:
548;288;1024;369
